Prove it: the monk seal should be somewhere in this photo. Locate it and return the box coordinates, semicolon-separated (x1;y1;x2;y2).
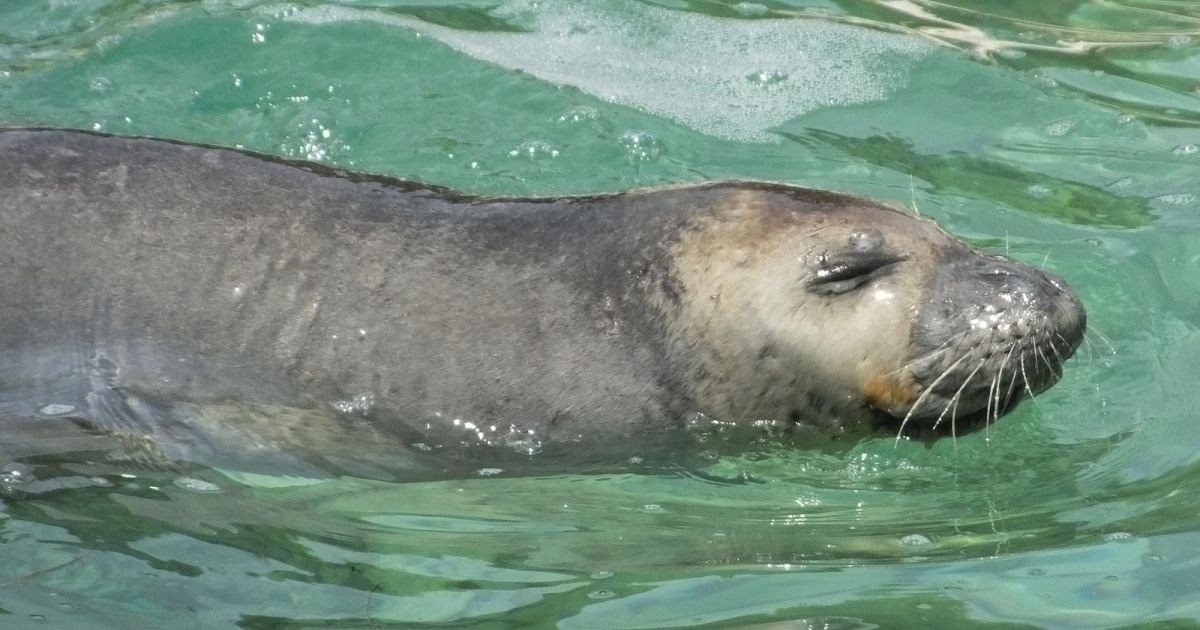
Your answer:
0;129;1085;477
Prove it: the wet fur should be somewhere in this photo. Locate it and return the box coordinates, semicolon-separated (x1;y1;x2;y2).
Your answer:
0;129;1082;475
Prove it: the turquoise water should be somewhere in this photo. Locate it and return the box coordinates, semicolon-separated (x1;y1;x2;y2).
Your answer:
3;0;1200;627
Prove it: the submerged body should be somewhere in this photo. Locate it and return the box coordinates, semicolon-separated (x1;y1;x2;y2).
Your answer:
0;129;1085;478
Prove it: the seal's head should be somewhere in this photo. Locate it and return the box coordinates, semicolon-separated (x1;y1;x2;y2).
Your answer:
669;184;1086;436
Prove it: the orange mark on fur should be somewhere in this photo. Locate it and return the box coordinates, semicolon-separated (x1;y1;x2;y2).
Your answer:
864;374;917;409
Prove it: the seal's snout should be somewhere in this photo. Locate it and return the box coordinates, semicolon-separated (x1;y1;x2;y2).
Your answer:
898;252;1087;432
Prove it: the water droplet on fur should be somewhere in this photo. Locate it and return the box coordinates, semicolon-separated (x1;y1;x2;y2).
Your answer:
38;404;76;416
640;504;664;513
1114;113;1135;125
331;393;375;415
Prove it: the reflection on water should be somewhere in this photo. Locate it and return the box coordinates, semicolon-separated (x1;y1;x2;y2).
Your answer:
2;0;1200;627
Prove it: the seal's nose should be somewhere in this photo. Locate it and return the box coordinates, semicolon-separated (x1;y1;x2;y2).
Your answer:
957;257;1086;351
1036;267;1087;350
909;252;1087;401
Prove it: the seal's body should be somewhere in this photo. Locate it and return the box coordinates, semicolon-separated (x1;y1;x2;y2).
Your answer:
0;130;1084;475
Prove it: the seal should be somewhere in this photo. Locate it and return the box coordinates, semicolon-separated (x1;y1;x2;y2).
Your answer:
0;129;1085;476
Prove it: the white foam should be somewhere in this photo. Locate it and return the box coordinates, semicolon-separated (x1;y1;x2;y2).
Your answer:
277;1;932;142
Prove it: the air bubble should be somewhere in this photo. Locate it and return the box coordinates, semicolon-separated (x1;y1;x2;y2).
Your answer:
733;3;768;17
1041;119;1076;137
1166;34;1192;49
556;105;600;124
1030;71;1059;89
1154;193;1197;206
587;589;616;599
280;115;347;163
900;533;932;547
2;463;31;484
89;77;113;93
1172;143;1198;155
1025;184;1053;199
1103;531;1135;543
281;2;932;142
746;69;788;86
477;468;503;476
619;130;663;161
508;141;559;160
174;477;221;493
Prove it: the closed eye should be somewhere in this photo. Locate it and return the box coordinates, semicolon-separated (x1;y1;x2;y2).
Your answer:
807;254;905;296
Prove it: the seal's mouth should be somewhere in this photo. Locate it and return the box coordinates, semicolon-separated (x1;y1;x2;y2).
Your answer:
871;253;1087;436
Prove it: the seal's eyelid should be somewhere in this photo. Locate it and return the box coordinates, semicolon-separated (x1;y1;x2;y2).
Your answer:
806;253;906;296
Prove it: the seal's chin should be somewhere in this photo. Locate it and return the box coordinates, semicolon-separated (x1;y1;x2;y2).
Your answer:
880;253;1087;436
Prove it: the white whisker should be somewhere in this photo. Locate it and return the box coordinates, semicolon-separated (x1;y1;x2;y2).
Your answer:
909;174;920;216
1086;325;1115;354
932;358;986;433
894;351;972;444
1019;352;1038;403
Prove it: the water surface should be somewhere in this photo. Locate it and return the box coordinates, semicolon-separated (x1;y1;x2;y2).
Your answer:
2;0;1200;627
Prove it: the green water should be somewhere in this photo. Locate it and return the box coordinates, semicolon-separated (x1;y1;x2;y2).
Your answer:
3;0;1200;627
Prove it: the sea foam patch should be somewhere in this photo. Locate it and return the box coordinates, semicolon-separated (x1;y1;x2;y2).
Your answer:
277;0;933;142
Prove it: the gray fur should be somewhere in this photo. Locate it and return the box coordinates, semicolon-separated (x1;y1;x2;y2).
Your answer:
0;129;1084;476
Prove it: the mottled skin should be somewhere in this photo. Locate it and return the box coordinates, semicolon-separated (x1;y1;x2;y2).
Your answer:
0;129;1084;476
